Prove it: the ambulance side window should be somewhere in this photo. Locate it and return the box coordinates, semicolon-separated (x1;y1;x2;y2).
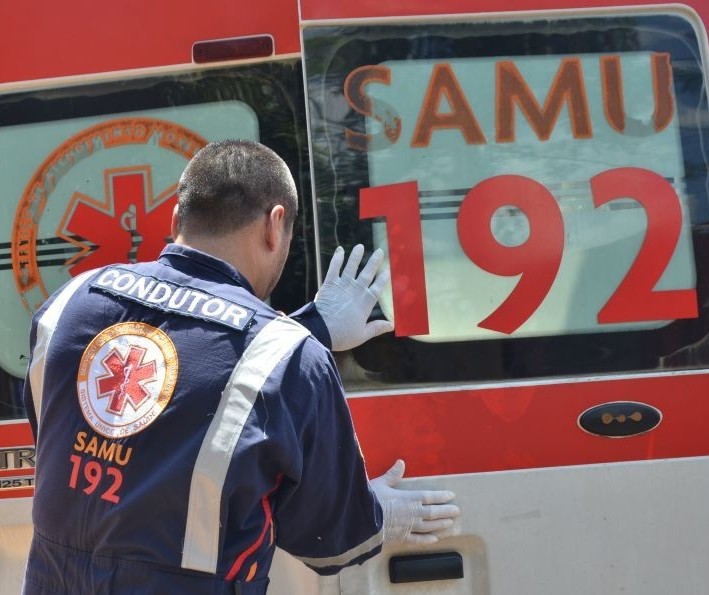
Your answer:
303;13;709;391
0;60;315;419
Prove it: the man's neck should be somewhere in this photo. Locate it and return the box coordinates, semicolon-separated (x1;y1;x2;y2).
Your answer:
173;229;266;297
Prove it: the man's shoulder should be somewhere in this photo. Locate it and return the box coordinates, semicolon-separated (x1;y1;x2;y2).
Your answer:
292;330;339;383
252;315;333;373
254;315;323;356
32;266;106;322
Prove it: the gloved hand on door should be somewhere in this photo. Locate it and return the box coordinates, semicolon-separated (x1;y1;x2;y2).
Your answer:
370;459;460;545
315;244;395;351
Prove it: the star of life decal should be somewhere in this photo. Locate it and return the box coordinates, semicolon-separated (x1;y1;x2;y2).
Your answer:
77;321;178;438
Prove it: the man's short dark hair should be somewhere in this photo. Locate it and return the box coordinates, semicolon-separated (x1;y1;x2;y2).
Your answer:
176;140;298;236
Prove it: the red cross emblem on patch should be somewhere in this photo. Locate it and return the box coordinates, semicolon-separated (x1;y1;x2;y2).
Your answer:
77;322;178;438
97;344;158;415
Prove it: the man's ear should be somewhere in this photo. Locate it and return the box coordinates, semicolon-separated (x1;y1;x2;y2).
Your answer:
170;203;180;241
265;205;286;251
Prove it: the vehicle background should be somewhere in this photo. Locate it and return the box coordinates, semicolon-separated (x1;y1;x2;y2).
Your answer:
1;1;709;593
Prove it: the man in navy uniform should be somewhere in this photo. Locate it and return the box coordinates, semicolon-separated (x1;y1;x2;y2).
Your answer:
22;140;459;594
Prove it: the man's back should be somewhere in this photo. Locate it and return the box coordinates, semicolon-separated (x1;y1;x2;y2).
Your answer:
24;244;382;594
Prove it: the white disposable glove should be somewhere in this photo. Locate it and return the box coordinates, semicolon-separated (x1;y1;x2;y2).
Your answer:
315;244;395;351
370;460;460;545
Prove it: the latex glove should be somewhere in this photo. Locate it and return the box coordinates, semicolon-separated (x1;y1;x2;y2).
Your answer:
370;460;460;545
315;244;395;351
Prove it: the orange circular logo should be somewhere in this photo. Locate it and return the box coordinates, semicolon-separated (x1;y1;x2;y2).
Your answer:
11;117;207;313
77;322;178;438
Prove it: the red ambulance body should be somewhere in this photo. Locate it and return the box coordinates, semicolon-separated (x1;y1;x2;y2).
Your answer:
1;1;708;593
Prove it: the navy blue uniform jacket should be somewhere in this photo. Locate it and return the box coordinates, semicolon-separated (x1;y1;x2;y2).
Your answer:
22;244;383;595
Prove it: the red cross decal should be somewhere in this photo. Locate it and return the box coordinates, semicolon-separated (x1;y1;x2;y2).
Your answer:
96;345;158;415
62;167;177;276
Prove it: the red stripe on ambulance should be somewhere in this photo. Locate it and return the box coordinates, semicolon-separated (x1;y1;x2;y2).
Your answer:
349;372;709;477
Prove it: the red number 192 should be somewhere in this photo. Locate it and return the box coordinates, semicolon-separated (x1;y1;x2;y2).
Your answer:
69;454;123;504
359;167;698;336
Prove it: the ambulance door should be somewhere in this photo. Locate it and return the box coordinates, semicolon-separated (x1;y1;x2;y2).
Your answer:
301;6;709;594
0;57;315;594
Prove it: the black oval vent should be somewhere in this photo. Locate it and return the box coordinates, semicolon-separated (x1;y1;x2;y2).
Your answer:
578;402;662;437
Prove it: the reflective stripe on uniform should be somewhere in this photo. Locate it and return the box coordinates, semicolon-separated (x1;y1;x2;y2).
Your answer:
29;270;96;432
291;528;383;569
181;316;310;574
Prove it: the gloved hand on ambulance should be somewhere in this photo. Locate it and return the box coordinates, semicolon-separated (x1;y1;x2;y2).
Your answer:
370;459;460;545
315;244;395;352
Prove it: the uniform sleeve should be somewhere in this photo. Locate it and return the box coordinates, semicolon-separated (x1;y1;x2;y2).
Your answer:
20;271;95;442
288;303;332;350
273;348;383;575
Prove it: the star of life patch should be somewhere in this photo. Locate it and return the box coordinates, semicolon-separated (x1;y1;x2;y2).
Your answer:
77;322;178;438
92;266;256;331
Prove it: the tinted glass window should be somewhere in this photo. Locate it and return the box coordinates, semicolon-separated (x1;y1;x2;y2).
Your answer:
303;13;709;390
0;60;314;419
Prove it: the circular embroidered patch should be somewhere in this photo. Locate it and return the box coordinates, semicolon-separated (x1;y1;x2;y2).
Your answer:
77;321;178;438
